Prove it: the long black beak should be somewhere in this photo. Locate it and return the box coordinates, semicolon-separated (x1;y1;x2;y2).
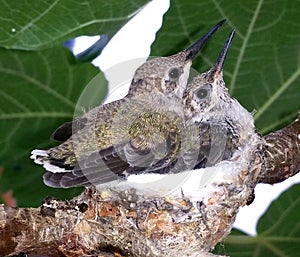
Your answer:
209;30;235;79
185;19;226;61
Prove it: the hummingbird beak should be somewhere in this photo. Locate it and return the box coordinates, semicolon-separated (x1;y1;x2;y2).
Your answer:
209;30;235;80
184;19;226;61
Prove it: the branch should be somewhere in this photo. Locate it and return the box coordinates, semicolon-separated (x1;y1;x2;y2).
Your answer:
1;189;229;257
258;112;300;184
0;194;121;257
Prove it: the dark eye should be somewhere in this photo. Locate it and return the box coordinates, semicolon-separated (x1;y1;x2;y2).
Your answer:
196;88;208;99
196;84;211;100
168;67;181;80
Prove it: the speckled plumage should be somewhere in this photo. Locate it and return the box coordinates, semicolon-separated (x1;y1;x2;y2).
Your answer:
130;31;250;176
183;31;256;170
181;32;241;170
31;21;226;188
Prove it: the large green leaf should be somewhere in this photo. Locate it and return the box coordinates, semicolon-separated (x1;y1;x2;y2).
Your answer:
0;0;149;50
0;46;107;206
152;0;300;134
214;184;300;257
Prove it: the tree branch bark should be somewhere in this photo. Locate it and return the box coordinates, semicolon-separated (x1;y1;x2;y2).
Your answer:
258;112;300;184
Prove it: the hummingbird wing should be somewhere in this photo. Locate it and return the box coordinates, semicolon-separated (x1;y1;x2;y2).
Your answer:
193;120;240;168
42;111;183;188
43;145;129;187
43;136;175;188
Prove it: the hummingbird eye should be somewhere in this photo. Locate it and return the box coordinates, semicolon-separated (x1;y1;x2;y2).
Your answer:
196;89;208;99
195;84;211;100
168;67;182;81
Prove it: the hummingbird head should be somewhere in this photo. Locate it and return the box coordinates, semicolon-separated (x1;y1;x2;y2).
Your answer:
128;20;226;99
183;30;235;119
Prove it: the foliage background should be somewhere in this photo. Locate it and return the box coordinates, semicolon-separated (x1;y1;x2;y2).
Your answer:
0;0;299;256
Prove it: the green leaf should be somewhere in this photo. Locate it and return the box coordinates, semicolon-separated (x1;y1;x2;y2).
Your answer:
0;46;107;206
214;184;300;257
152;0;300;134
0;0;149;50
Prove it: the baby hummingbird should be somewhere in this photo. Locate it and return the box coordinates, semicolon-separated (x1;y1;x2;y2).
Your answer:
182;30;258;170
31;21;225;188
167;30;261;202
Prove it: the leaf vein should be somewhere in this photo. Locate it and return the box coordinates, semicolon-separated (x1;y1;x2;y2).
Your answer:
255;66;300;120
229;0;264;94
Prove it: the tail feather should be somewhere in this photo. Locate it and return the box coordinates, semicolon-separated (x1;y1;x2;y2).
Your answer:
43;172;90;188
30;149;70;173
30;149;49;165
31;148;124;188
